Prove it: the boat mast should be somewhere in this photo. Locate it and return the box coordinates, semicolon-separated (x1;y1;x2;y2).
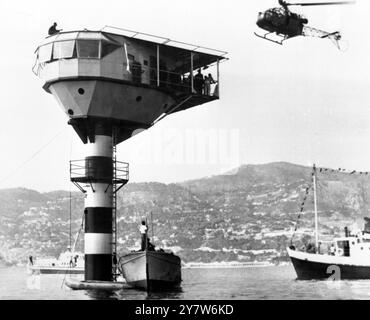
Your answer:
69;190;72;250
151;211;154;240
312;163;319;250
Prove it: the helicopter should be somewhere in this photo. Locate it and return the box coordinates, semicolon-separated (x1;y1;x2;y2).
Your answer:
255;0;355;49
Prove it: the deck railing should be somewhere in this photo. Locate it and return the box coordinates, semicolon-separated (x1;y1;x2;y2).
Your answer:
70;159;129;193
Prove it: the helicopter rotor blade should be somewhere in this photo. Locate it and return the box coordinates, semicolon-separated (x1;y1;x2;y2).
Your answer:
286;1;355;6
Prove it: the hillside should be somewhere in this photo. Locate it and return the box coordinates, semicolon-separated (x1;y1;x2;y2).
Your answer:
1;162;370;264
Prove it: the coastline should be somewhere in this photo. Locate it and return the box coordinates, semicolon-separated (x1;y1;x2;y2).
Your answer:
0;258;13;268
182;261;285;269
0;259;290;269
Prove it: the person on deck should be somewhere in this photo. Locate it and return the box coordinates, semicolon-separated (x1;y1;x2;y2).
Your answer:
48;22;61;36
139;220;148;251
306;242;316;253
193;69;204;94
204;73;216;95
147;238;156;251
204;76;210;95
330;244;336;256
213;83;219;97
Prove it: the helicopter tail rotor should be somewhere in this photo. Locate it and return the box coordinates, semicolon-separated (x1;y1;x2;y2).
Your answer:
326;32;349;51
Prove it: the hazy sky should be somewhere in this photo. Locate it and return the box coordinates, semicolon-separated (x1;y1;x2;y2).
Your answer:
0;0;368;191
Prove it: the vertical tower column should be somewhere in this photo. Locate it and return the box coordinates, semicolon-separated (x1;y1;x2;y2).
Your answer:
84;124;113;281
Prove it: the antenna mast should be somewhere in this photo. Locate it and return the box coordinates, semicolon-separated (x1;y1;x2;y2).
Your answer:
312;164;319;250
151;211;154;240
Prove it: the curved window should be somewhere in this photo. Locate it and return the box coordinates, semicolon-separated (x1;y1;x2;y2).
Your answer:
77;40;100;58
38;43;53;63
101;41;121;58
53;40;76;59
77;32;102;39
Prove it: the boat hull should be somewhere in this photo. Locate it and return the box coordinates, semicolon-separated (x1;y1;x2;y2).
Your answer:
287;247;370;280
31;266;84;274
119;251;181;290
65;278;127;291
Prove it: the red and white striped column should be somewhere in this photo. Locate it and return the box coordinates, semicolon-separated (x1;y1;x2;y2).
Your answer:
84;124;113;281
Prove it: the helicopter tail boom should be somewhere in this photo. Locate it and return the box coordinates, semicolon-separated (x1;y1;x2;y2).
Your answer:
303;26;346;50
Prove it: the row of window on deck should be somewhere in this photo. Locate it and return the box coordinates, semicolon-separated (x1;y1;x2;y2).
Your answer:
37;40;218;96
37;39;188;89
38;40;120;62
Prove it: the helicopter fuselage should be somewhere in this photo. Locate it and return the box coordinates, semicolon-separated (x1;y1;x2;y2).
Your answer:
255;0;352;48
256;8;308;38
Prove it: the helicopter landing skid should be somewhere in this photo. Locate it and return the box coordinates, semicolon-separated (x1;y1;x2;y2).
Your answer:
254;32;286;45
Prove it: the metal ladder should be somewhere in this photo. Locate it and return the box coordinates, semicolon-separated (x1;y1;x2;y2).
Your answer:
111;129;118;281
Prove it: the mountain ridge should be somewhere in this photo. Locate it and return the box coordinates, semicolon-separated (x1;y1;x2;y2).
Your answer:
1;161;370;265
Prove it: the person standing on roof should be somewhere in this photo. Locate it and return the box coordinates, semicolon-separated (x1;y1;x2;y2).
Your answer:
48;22;61;36
139;220;148;251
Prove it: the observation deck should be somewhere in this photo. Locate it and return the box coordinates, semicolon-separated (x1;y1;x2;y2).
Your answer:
33;26;228;144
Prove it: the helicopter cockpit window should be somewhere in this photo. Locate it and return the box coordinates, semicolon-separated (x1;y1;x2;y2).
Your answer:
52;41;76;60
76;40;100;59
273;7;285;17
265;11;272;18
38;43;53;63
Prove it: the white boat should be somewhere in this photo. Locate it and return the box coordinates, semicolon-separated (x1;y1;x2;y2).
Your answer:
287;164;370;280
65;277;127;291
118;250;181;291
30;250;84;274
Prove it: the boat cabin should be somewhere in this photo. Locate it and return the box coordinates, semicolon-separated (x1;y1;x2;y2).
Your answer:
331;233;370;259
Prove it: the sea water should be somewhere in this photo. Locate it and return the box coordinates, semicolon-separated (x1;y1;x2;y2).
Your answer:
1;264;370;300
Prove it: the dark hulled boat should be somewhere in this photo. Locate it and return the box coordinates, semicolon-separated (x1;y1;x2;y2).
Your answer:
288;164;370;280
288;234;370;280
